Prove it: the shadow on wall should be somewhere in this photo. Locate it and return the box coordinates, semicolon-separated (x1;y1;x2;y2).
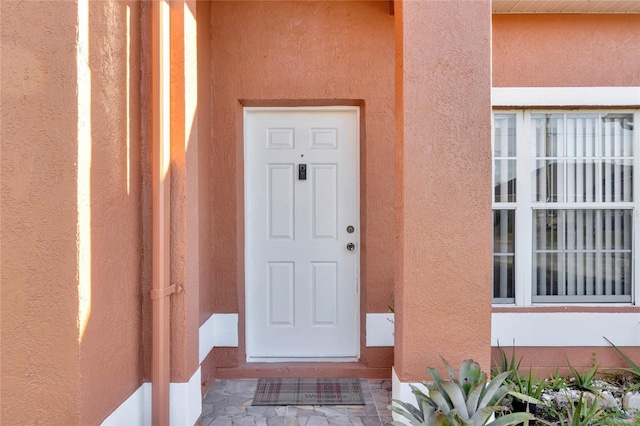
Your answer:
79;1;144;423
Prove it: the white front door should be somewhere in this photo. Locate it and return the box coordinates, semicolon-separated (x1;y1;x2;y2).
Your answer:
244;107;359;361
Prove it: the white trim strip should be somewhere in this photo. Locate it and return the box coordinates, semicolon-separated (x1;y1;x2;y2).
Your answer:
101;383;151;425
101;368;202;426
391;367;427;425
492;87;640;107
170;368;202;426
366;313;395;347
199;313;239;364
492;312;640;346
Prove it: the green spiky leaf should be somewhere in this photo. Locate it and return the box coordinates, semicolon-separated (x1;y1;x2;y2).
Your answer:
478;371;511;408
507;390;544;405
390;399;424;424
465;382;485;415
604;336;640;377
486;411;535;426
441;381;470;419
428;389;453;414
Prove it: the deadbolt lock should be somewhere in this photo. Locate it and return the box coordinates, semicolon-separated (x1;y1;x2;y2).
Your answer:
347;226;354;233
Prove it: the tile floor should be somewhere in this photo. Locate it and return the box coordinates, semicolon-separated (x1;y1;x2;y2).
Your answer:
200;379;394;426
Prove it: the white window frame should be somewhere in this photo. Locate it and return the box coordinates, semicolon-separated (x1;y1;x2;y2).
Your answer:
491;87;640;307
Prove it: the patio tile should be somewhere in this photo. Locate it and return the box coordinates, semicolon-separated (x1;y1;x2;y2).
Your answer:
305;416;330;426
201;379;391;426
267;417;286;426
204;418;233;426
314;407;348;417
326;416;352;426
246;406;271;415
232;416;259;426
360;417;384;426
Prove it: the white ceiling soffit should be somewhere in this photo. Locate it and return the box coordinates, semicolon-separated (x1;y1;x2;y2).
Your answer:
493;0;640;14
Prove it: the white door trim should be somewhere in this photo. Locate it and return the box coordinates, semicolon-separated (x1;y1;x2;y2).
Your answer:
243;106;361;362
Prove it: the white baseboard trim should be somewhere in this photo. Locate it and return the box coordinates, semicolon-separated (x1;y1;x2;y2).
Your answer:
101;367;202;426
492;312;640;346
101;382;151;425
199;313;239;363
366;313;394;347
170;367;202;426
391;367;427;424
492;86;640;107
104;313;238;425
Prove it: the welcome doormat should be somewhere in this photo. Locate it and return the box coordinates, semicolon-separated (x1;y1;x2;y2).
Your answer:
252;378;364;406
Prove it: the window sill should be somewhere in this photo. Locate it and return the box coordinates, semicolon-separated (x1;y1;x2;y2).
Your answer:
492;304;640;313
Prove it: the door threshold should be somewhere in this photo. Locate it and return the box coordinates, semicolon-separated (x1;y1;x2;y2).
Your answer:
247;356;358;363
214;361;391;379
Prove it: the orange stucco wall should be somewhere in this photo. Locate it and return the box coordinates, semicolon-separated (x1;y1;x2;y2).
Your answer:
198;0;214;327
168;0;202;384
207;0;395;366
394;0;492;381
491;346;640;378
1;2;81;423
1;1;145;424
78;1;144;423
140;0;154;385
493;14;640;87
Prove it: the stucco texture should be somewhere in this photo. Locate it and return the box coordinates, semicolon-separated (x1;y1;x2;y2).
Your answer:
1;1;145;424
394;0;493;381
1;2;81;423
493;14;640;87
491;346;640;377
169;0;202;383
208;1;395;366
198;0;214;327
78;1;144;423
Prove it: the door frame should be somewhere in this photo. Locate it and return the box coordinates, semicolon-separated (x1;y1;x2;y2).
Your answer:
243;105;361;362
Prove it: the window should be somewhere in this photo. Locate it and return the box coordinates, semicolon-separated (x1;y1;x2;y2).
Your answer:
492;111;638;304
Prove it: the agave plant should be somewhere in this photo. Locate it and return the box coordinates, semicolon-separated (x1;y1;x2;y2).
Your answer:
565;359;604;395
554;392;607;426
389;358;535;426
604;336;640;391
510;368;547;414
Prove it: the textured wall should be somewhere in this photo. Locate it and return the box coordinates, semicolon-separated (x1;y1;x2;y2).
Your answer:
1;1;145;423
198;0;214;327
208;1;395;365
1;2;81;423
394;0;493;381
169;0;201;383
493;14;640;87
78;1;144;423
491;346;640;377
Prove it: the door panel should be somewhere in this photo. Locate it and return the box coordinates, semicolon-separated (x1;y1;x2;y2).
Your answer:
245;107;359;361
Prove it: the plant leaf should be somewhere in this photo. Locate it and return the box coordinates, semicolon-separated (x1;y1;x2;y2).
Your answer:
463;361;484;396
429;368;454;408
410;384;434;409
486;412;535;426
470;406;497;426
466;382;485;415
478;371;511;408
389;399;424;424
429;389;453;415
604;336;640;375
441;357;458;381
434;411;453;426
507;390;544;405
441;381;470;419
460;360;482;395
